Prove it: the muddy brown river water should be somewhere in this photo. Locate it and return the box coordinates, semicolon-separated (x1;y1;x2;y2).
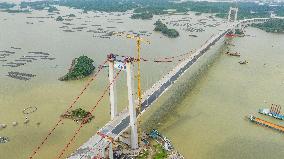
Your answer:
0;4;284;159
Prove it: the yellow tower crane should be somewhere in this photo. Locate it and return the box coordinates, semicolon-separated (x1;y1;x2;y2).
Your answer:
113;32;150;145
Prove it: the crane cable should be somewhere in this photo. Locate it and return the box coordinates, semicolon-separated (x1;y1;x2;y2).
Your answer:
28;60;108;159
56;62;125;159
113;50;195;63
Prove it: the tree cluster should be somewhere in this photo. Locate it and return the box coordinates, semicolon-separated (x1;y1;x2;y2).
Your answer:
16;0;284;21
252;19;284;33
131;12;153;20
56;16;64;21
154;20;179;38
59;55;95;81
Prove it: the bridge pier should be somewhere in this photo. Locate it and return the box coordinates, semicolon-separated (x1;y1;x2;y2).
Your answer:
125;57;139;150
108;54;118;120
226;7;239;36
101;149;105;158
109;143;114;159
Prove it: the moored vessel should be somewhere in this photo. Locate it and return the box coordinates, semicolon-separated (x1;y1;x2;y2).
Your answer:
259;104;284;120
248;115;284;133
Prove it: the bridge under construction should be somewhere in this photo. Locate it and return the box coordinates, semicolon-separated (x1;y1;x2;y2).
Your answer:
67;18;277;159
27;7;284;159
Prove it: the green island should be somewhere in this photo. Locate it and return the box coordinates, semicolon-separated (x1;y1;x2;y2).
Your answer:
131;12;153;20
252;19;284;33
154;20;179;38
56;16;64;21
59;55;95;81
60;108;94;124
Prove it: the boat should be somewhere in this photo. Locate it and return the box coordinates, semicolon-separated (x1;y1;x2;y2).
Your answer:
238;60;248;64
259;104;284;120
226;51;240;57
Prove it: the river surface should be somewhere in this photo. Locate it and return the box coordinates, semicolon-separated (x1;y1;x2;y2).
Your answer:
0;4;283;159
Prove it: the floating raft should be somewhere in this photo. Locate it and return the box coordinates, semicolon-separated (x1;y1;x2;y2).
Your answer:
248;115;284;133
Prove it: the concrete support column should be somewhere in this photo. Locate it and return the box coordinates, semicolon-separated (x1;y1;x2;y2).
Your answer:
108;55;117;120
126;58;138;150
101;148;105;158
228;7;232;22
109;143;114;159
234;8;238;21
228;7;238;22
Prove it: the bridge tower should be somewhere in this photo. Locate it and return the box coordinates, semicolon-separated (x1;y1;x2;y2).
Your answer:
125;57;139;150
107;54;139;150
108;54;118;120
227;7;239;36
228;7;238;22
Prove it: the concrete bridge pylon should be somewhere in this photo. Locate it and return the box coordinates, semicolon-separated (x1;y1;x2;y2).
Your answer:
108;54;118;120
125;57;139;150
107;54;139;150
228;7;238;22
228;7;239;34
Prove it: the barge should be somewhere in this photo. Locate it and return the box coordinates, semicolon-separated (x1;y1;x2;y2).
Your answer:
259;104;284;120
248;115;284;133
